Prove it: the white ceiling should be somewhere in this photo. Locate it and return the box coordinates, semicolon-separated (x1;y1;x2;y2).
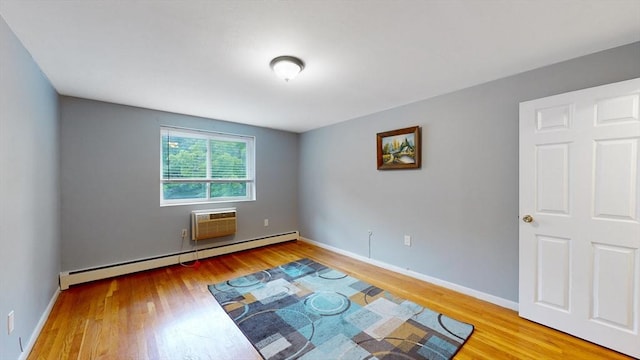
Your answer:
1;1;639;133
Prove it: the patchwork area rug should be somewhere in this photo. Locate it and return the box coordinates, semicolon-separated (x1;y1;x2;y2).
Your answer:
208;259;474;360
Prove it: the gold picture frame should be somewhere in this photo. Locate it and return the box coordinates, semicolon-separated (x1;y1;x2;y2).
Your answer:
376;126;421;170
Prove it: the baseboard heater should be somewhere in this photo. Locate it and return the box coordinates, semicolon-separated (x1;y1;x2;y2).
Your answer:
59;231;299;290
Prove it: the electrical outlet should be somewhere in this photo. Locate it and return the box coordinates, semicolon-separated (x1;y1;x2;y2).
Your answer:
404;235;411;246
181;229;188;238
8;311;14;334
264;219;269;227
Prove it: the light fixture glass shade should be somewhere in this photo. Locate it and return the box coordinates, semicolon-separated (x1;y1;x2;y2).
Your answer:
270;56;304;81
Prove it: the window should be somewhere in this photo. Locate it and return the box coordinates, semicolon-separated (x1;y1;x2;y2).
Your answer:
160;127;255;205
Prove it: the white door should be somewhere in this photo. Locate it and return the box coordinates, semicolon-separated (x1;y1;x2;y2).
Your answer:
519;78;640;357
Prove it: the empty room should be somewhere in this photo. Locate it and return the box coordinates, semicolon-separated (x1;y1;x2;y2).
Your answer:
1;1;639;359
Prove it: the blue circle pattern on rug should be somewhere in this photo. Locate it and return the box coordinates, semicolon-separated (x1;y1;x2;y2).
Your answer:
304;291;351;316
226;270;271;288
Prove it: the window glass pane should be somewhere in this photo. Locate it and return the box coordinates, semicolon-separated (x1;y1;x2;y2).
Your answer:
160;127;255;205
163;183;207;200
210;140;247;179
162;134;207;179
210;182;247;198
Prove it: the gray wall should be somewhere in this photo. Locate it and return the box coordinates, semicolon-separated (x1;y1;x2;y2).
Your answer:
298;42;640;302
0;16;60;359
60;97;298;271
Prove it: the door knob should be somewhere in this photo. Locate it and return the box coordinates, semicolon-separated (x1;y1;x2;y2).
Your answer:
522;215;534;223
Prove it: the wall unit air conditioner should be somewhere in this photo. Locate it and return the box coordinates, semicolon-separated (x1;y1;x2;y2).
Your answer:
191;208;237;241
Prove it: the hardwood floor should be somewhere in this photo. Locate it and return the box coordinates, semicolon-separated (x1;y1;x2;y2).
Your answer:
28;240;632;359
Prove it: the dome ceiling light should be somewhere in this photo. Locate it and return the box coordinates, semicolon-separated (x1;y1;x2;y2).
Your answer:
270;55;305;82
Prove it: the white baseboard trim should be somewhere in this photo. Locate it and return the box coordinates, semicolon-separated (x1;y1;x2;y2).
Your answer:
60;231;299;290
300;236;519;311
20;286;60;360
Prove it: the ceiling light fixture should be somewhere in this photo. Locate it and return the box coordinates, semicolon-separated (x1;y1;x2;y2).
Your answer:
270;55;305;82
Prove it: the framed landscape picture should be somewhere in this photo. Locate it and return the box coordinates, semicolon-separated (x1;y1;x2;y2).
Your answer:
376;126;421;170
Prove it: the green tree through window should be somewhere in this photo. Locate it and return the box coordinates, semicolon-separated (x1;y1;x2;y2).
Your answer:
161;127;255;204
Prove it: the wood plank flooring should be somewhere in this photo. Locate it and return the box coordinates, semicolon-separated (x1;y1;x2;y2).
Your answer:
28;240;632;359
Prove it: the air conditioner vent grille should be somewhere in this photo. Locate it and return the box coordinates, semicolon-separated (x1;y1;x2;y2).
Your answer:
191;209;237;240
